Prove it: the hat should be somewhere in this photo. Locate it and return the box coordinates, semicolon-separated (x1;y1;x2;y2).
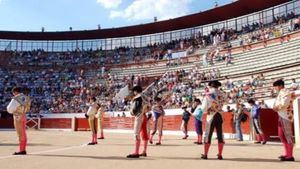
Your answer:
90;97;97;102
273;79;284;87
154;97;162;102
194;98;201;103
132;86;143;93
12;87;22;93
247;99;255;104
208;80;222;88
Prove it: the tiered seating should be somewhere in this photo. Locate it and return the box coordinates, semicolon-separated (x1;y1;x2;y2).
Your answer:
111;37;300;79
1;29;300;112
108;32;300;103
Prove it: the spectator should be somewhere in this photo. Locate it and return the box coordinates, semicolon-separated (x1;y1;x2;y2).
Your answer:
290;78;298;91
234;103;245;141
181;103;191;139
248;99;267;144
259;100;268;109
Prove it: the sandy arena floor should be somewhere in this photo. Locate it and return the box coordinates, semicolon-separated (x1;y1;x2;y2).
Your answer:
0;130;299;169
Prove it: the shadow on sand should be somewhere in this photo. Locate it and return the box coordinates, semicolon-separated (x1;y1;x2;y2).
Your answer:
31;154;153;161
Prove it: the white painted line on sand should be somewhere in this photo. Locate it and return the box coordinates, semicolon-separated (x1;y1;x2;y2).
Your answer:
0;144;87;160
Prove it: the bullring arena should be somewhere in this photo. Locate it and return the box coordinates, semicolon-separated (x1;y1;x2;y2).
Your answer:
0;130;299;169
1;0;300;168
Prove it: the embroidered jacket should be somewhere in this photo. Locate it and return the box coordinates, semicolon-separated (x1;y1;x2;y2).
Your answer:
201;88;226;121
7;93;31;116
130;94;143;117
273;88;295;121
86;102;99;118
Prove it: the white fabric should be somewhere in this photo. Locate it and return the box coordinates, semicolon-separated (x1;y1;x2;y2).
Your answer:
95;108;104;118
114;85;129;102
7;99;20;114
201;96;215;121
86;102;98;118
200;97;209;113
291;82;298;89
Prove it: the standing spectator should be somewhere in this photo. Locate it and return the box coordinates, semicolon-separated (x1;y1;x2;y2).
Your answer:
226;106;234;113
293;17;300;30
290;78;298;91
181;103;191;139
191;99;203;144
225;77;233;90
248;99;267;144
250;75;258;86
225;53;232;66
259;100;268;109
101;66;105;76
149;97;165;145
202;53;208;67
234;103;245;141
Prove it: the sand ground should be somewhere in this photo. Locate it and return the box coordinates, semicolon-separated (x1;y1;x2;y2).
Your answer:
0;130;299;169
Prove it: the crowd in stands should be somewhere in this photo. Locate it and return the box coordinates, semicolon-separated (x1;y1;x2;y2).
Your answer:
0;67;152;114
1;12;300;115
225;74;265;104
7;12;299;69
202;48;233;67
153;67;221;108
9;48;151;68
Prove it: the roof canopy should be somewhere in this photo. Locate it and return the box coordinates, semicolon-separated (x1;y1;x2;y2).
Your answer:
0;0;291;40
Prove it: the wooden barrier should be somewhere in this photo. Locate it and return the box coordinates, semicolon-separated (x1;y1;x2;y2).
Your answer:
0;109;284;141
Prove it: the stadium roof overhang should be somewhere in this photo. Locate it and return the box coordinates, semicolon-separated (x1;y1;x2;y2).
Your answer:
0;0;291;40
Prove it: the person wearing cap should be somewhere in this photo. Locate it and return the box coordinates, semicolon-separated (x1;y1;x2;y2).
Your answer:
85;97;99;145
149;97;165;145
181;103;191;139
201;80;226;160
248;99;267;144
96;104;105;139
7;87;31;155
127;86;150;158
273;79;296;161
190;98;203;144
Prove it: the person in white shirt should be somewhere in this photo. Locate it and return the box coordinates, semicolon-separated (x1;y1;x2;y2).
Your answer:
290;78;298;91
202;53;208;67
7;87;31;155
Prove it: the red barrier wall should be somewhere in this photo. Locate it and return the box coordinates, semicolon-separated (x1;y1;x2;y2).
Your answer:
0;109;286;141
0;118;14;128
73;112;251;134
40;118;72;129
